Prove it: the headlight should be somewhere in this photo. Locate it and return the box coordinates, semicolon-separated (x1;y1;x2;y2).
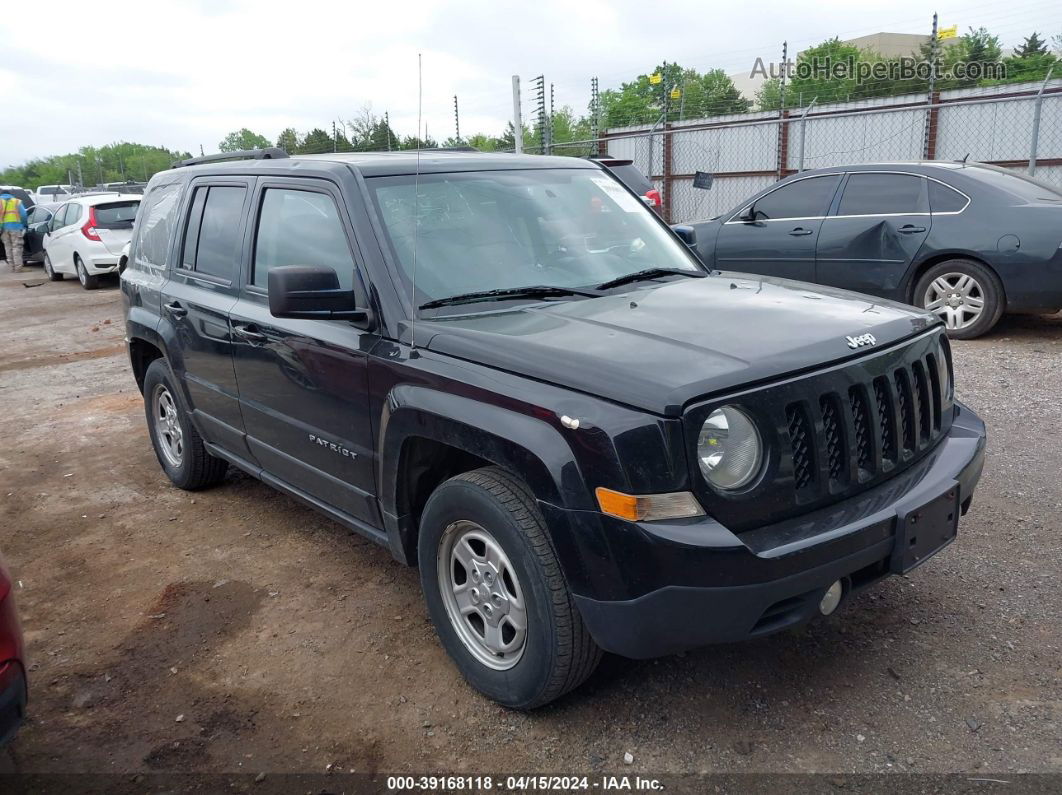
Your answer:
697;406;762;490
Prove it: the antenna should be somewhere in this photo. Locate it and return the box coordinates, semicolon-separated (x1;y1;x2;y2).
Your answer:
410;53;422;357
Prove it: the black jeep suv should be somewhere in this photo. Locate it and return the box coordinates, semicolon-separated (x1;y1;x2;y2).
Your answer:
121;148;986;709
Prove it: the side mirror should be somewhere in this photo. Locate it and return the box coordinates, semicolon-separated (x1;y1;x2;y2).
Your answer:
738;204;756;222
671;225;697;247
267;265;375;329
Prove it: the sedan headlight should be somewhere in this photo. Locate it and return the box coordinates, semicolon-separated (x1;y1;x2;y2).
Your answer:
697;406;762;490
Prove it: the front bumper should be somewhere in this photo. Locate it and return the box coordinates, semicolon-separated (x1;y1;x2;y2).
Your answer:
555;401;986;659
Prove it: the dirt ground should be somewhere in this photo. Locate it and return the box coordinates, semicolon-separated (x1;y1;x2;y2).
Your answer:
0;262;1060;783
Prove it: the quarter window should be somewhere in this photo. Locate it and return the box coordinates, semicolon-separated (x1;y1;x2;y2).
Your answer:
745;175;840;220
838;173;927;216
134;183;182;270
253;188;355;289
180;186;246;281
928;180;968;213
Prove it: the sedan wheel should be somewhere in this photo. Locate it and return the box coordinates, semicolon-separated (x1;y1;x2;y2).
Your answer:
923;272;984;331
44;252;63;281
75;255;101;290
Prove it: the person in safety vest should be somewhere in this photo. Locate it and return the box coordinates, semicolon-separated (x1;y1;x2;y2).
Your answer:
0;190;29;272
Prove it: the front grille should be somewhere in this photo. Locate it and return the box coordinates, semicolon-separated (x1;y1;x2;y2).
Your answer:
685;330;953;533
786;404;814;491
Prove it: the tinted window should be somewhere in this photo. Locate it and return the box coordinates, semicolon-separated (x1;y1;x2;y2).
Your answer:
181;189;207;270
838;173;926;215
190;187;245;280
253;189;354;289
928;180;968;213
748;175;840;220
133;182;182;270
608;164;653;195
966;166;1062;202
94;200;140;229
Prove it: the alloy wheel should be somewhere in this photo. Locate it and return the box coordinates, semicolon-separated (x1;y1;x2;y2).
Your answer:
923;272;984;331
76;257;87;286
437;520;527;670
151;384;184;468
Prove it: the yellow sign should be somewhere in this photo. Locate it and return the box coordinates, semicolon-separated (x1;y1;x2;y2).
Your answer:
938;24;958;41
649;73;662;84
670;87;681;100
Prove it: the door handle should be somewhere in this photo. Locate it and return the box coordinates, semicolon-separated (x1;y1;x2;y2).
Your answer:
233;324;267;343
898;225;926;234
788;227;814;236
163;301;188;319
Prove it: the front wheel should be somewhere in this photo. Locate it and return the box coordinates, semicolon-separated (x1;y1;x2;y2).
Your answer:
142;359;228;490
75;255;101;290
43;252;63;281
418;467;601;709
914;259;1004;340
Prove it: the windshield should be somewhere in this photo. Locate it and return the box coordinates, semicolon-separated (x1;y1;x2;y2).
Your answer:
366;168;701;309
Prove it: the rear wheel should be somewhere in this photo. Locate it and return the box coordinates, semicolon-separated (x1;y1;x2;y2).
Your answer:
43;252;63;281
143;359;228;490
914;259;1004;340
418;467;601;709
75;254;101;290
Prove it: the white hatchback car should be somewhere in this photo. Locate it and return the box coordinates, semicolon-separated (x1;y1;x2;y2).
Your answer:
43;193;141;289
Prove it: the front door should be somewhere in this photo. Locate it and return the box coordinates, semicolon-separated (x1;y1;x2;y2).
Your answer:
815;172;932;300
229;179;379;527
714;174;841;281
159;178;253;458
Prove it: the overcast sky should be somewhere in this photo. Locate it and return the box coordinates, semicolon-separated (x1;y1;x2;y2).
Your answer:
0;0;1057;170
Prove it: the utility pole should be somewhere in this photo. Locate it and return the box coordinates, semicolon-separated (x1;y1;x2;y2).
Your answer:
200;144;205;156
590;77;600;141
548;82;555;155
332;120;338;152
385;111;392;151
77;157;83;187
923;12;940;159
532;75;546;154
453;95;461;143
511;76;524;153
779;41;788;111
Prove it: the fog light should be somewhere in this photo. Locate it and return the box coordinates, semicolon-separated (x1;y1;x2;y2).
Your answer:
819;580;843;616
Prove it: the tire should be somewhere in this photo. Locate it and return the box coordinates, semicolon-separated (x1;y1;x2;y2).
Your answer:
913;259;1004;340
142;359;228;490
43;252;63;281
418;466;601;709
75;254;101;290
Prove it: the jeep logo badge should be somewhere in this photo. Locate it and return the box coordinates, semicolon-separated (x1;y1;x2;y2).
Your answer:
845;333;877;349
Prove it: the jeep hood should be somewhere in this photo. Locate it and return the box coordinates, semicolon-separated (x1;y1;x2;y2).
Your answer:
423;273;937;416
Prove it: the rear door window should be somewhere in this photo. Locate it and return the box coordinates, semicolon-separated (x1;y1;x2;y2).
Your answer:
837;173;927;216
252;188;355;290
65;204;83;226
181;186;246;281
94;200;140;229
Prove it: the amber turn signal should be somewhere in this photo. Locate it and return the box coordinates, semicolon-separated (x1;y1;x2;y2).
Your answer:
594;487;704;521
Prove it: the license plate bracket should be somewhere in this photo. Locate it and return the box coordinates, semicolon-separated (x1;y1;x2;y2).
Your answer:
891;486;960;574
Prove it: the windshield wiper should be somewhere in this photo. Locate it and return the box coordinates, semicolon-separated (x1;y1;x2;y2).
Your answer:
597;267;708;291
419;285;603;310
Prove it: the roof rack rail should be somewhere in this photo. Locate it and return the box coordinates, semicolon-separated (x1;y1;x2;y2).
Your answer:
172;148;289;169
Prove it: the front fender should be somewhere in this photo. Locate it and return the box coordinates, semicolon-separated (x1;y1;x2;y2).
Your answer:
378;384;594;565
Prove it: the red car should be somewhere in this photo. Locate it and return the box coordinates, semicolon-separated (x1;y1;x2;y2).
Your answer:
0;551;26;746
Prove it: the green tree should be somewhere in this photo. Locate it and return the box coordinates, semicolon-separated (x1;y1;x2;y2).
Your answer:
600;62;749;125
0;142;192;189
276;127;299;154
218;128;272;152
298;128;334;154
1015;32;1048;57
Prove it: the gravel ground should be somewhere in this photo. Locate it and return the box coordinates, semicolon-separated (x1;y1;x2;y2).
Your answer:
0;264;1060;783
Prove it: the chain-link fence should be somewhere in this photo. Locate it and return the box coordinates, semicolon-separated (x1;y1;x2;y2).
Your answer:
568;78;1062;224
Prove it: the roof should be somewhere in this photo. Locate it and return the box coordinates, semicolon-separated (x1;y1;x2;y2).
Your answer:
175;150;600;178
67;192;143;205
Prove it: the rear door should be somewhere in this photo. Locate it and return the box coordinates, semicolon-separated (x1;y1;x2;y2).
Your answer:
46;202;81;270
159;178;254;458
714;174;841;281
815;171;931;300
229;178;379;527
